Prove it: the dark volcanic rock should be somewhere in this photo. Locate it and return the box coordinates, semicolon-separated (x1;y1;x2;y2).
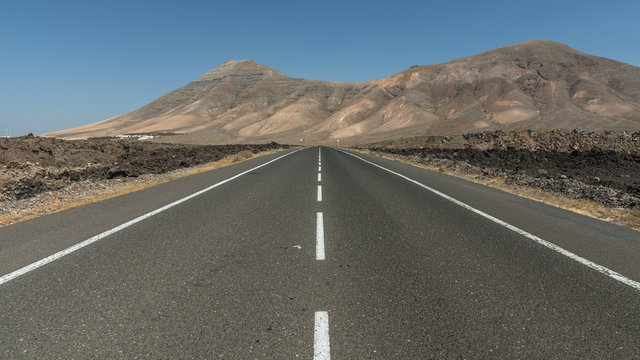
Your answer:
0;137;287;200
362;130;640;209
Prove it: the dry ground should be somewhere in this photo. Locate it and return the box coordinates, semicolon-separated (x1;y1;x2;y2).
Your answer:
356;130;640;230
0;136;290;226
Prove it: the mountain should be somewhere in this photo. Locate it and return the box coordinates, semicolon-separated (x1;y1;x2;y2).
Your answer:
45;41;640;144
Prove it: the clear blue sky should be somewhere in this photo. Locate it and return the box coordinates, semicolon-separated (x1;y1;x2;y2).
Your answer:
1;0;639;136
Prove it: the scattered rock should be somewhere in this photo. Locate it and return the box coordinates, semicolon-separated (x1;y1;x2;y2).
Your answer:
0;137;289;224
359;130;640;209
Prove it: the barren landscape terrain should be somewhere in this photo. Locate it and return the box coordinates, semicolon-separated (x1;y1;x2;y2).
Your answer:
0;135;287;225
6;1;640;356
357;129;640;227
8;41;640;228
45;41;640;144
2;130;638;229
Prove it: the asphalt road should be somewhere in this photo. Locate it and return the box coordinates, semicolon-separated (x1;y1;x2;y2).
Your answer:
1;147;639;359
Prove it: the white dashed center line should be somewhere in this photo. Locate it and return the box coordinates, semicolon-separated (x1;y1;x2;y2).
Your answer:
314;150;329;359
316;212;325;260
314;311;330;360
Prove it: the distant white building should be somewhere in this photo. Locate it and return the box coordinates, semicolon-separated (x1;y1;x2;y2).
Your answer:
115;134;155;141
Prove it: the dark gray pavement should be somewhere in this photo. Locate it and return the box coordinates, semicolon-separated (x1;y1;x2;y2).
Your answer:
1;146;639;359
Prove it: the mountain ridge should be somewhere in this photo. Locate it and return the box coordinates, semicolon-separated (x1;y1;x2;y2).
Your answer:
45;40;640;144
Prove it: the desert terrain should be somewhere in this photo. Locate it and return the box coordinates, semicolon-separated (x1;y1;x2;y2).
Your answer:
6;40;640;227
44;40;640;144
358;129;640;227
1;129;638;228
0;135;286;225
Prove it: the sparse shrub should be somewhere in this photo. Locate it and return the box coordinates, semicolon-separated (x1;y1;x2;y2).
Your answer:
615;143;635;154
232;150;254;162
379;139;393;147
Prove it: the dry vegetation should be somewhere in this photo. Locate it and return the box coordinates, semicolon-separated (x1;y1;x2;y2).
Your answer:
232;150;254;162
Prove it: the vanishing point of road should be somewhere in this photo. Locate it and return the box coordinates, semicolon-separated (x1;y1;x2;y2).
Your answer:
1;147;639;359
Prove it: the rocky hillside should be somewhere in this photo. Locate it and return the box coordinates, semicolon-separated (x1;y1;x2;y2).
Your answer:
45;41;640;144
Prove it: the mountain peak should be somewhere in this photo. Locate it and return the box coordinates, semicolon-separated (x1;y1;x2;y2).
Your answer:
461;39;594;65
197;59;288;81
507;39;571;48
46;40;640;143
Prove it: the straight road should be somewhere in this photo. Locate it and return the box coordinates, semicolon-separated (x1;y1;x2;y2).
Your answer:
0;147;639;359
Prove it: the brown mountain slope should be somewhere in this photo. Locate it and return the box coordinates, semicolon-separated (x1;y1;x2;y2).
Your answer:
45;41;640;144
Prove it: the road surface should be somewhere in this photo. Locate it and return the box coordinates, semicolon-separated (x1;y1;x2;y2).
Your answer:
1;147;639;359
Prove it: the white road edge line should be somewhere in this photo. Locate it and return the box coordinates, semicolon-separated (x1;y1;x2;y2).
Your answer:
318;173;322;182
317;185;323;202
0;148;306;287
338;149;640;291
314;311;330;360
316;212;325;260
318;166;321;172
